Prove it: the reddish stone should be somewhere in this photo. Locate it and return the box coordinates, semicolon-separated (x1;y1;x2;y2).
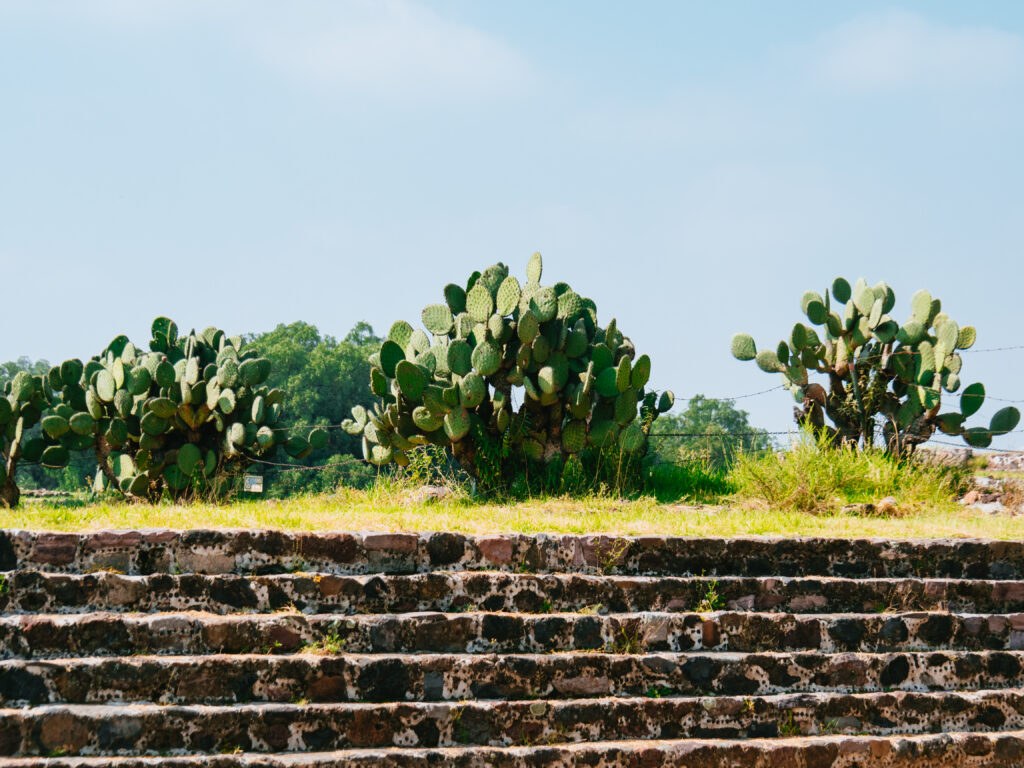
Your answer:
924;582;947;599
788;595;826;611
308;675;345;701
701;619;720;648
31;533;80;566
346;708;393;747
552;675;610;696
994;582;1024;602
263;723;292;751
964;734;995;756
964;616;985;634
318;576;345;597
268;624;303;651
839;740;870;755
201;622;243;652
38;712;90;753
727;595;755;611
82;531;143;552
758;594;788;610
477;537;514;566
582;535;624;568
869;739;892;758
141;530;179;544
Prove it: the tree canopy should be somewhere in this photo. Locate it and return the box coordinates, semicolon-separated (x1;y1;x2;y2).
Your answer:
650;395;774;469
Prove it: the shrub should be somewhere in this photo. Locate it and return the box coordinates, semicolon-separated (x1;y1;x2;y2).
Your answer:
40;318;325;501
0;371;52;508
730;428;972;515
344;254;674;494
731;278;1019;453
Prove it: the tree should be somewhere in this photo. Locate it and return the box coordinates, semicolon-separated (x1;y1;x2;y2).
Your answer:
247;321;380;494
650;395;773;469
1;357;49;384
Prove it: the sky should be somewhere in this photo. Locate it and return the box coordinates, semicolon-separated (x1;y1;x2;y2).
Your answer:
2;1;1023;447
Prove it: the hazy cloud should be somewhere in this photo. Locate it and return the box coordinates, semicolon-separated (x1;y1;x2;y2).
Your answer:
241;1;530;98
0;0;531;100
818;10;1024;90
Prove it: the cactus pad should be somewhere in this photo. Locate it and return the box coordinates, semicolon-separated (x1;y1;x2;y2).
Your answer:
422;304;454;335
561;420;587;453
471;340;502;377
466;284;494;323
496;276;521;316
530;286;558;322
730;333;757;361
395;360;428;401
444;283;467;314
526;252;543;283
443;409;471;441
459;372;486;408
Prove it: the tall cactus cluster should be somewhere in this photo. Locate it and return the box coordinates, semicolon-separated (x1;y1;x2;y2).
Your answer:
1;372;52;508
342;254;673;488
730;278;1020;452
35;317;326;502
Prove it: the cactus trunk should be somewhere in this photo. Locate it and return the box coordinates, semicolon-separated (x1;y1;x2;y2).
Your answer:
1;449;19;509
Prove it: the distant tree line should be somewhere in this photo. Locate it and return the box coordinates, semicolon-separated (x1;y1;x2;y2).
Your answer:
3;322;770;496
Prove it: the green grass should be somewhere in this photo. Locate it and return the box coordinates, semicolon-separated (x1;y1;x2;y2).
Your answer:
3;485;1022;539
729;430;971;516
2;432;1007;539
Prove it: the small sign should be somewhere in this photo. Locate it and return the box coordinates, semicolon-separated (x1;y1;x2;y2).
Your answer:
243;475;264;493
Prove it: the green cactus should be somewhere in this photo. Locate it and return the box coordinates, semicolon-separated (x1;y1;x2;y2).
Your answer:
344;255;672;491
730;278;1020;454
1;371;56;508
44;317;320;500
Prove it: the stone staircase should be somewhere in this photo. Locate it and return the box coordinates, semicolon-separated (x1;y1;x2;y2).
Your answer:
3;531;1024;766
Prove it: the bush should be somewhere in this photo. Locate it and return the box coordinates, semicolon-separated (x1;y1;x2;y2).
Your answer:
344;254;674;495
731;277;1019;453
729;428;971;515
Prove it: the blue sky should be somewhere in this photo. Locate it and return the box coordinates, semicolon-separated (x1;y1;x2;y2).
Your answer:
2;1;1023;446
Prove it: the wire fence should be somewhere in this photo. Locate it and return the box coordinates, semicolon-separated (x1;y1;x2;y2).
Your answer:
237;344;1024;476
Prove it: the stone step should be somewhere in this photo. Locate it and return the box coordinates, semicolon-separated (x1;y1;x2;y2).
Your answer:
7;530;1023;579
5;571;1024;615
0;731;1023;767
3;610;1023;659
6;691;1024;755
4;650;1024;706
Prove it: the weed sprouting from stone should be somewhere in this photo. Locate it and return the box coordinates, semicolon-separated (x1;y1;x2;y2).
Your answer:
695;577;723;613
613;625;643;654
818;718;839;735
779;711;800;737
302;625;346;655
596;537;630;575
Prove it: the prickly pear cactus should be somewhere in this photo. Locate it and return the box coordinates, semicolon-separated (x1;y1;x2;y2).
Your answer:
730;278;1019;452
0;371;53;508
44;318;324;499
343;254;673;489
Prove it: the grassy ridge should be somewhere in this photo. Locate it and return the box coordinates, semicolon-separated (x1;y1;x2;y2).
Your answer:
1;432;1001;538
1;486;1017;539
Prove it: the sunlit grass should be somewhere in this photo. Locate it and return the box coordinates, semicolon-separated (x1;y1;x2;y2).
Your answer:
2;485;1020;539
730;429;972;516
